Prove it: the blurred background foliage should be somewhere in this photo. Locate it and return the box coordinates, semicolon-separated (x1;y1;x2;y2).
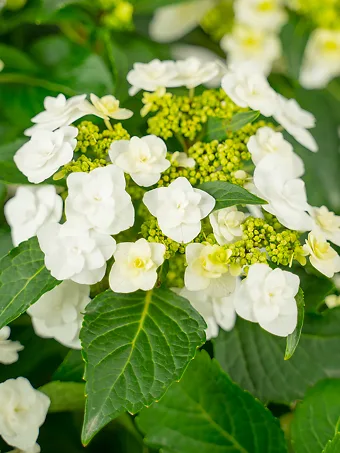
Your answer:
0;0;339;451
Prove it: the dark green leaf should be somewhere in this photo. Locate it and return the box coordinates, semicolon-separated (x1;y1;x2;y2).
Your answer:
205;111;260;141
137;351;287;453
323;433;340;453
0;237;60;329
134;0;187;13
53;350;85;382
0;139;29;184
291;380;340;453
80;287;206;445
40;381;85;412
285;288;304;360
295;268;336;312
199;181;266;210
0;44;38;74
0;228;12;259
214;308;340;404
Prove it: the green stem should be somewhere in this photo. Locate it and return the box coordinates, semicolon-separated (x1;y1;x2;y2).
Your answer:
189;87;195;99
102;29;118;93
175;133;188;152
0;73;77;96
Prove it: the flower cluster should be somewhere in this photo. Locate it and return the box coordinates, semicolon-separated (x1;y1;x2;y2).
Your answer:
3;58;340;449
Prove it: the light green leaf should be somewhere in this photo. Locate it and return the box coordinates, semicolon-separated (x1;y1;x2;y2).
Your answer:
291;379;340;453
80;287;206;445
199;181;266;210
214;308;340;404
0;237;60;329
52;350;84;382
40;381;85;412
285;288;304;360
323;433;340;453
137;351;287;453
205;111;260;141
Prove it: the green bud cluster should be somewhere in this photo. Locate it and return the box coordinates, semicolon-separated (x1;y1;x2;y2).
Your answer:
166;254;186;288
287;0;340;29
143;89;244;142
158;120;272;186
101;0;134;30
200;0;234;41
125;175;146;201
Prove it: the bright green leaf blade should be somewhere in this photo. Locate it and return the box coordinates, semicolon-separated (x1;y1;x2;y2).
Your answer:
0;237;60;328
205;110;260;141
214;308;340;404
40;381;85;412
52;350;84;382
291;379;340;453
285;288;304;360
137;351;287;453
80;287;206;445
323;433;340;453
199;181;266;210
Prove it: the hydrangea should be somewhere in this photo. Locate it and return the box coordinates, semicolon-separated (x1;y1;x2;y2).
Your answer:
109;135;170;186
303;231;340;278
149;0;213;43
143;177;215;243
0;378;50;450
109;238;165;292
14;127;78;183
27;280;90;349
4;186;62;246
309;205;340;246
65;165;134;234
176;286;237;340
234;263;299;337
37;222;116;284
253;153;313;231
234;0;288;31
170;57;219;89
209;206;245;245
82;94;133;123
0;327;24;365
24;94;87;136
127;59;178;96
184;243;236;297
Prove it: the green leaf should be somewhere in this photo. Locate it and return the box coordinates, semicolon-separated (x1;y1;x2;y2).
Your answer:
80;287;206;445
205;111;260;141
291;380;340;453
214;308;340;404
285;288;304;360
40;381;85;412
295;268;336;312
0;228;12;259
323;433;340;453
0;237;60;329
199;181;266;210
0;139;29;184
0;44;38;74
137;351;287;453
53;350;84;382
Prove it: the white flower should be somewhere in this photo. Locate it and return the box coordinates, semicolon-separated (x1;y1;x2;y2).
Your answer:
0;327;23;365
234;0;288;32
171;44;225;88
65;165;134;235
9;444;41;453
325;294;340;309
209;207;245;245
37;222;116;284
233;263;299;336
109;239;165;293
81;94;133;122
24;94;87;136
127;59;178;96
273;95;318;152
4;186;63;247
0;59;4;72
143;177;215;243
184;243;236;298
0;377;50;450
221;25;281;75
247;126;297;165
109;135;170;187
14;126;78;184
170;57;220;89
170;151;195;168
303;232;340;278
149;0;213;43
27;281;90;349
253;153;313;231
300;29;340;89
221;67;278;117
310;206;340;246
176;286;237;340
